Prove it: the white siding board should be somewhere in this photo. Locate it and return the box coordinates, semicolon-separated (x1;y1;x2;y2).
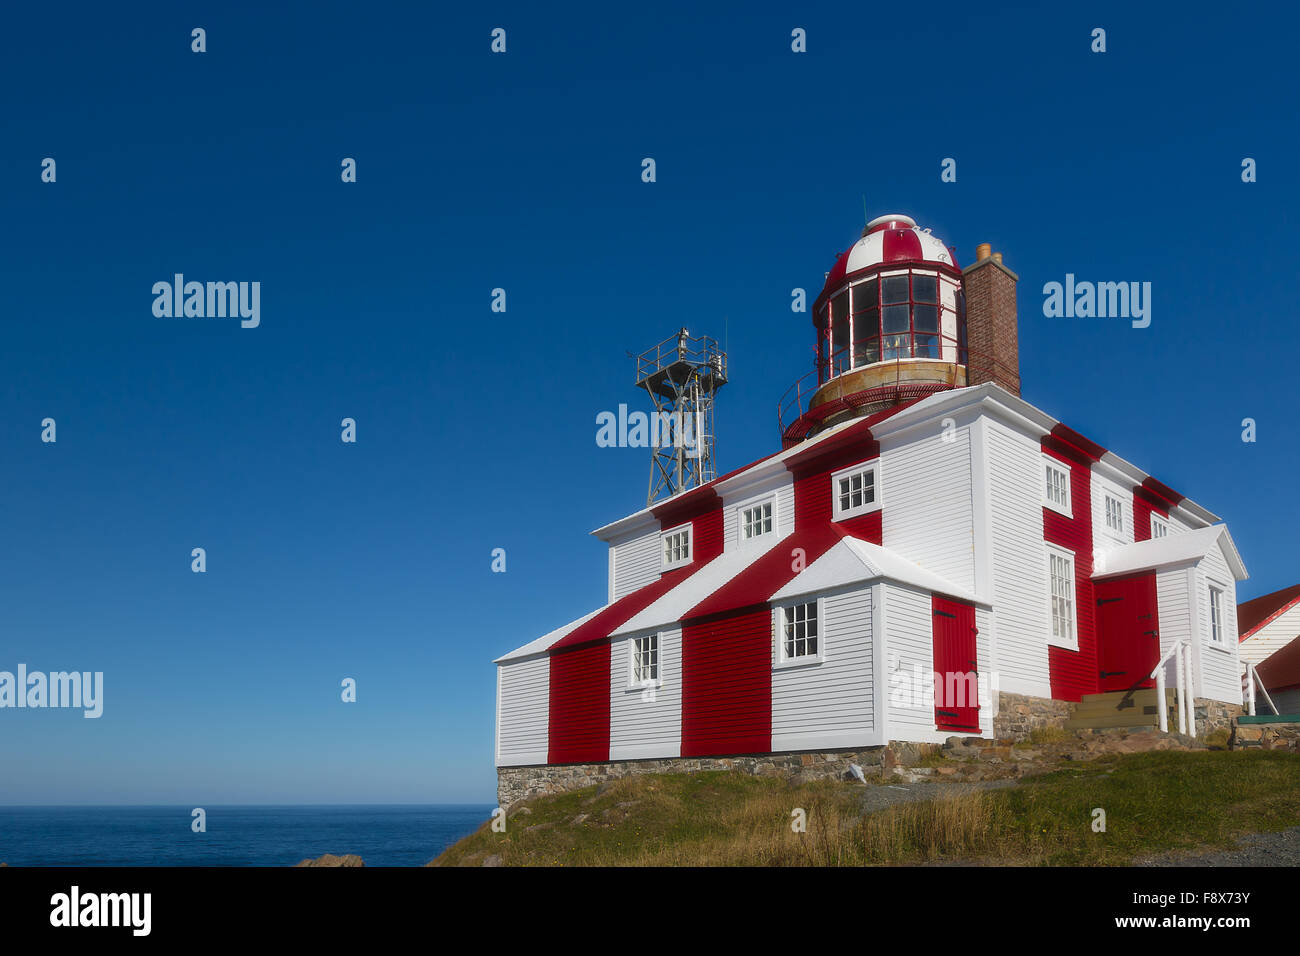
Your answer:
612;528;661;601
880;426;975;593
771;587;876;751
1194;543;1242;704
984;420;1052;697
609;627;682;760
1240;604;1300;667
496;656;550;766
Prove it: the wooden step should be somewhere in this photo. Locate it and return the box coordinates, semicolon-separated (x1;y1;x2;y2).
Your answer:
1064;712;1162;730
1072;701;1162;718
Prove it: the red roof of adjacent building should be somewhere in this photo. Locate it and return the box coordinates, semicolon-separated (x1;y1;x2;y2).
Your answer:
1257;634;1300;692
1238;582;1300;641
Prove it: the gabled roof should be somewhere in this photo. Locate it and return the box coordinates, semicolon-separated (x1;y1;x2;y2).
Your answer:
494;606;607;663
1239;582;1300;641
688;523;850;620
770;536;982;605
611;536;784;637
1092;524;1247;582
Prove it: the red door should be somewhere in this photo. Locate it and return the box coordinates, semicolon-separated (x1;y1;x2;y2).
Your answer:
932;596;980;733
1095;574;1160;693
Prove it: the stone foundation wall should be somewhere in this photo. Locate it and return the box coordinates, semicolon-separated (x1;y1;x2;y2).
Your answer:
1194;698;1244;738
992;692;1071;742
498;748;896;807
1230;720;1300;752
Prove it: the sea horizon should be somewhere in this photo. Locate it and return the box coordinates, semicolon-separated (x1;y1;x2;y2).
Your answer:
0;804;496;867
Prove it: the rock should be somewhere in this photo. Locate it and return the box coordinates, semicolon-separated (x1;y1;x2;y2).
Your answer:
481;854;503;867
571;813;590;825
294;853;364;867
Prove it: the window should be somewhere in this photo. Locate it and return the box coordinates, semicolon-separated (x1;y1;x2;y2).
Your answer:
1046;546;1077;649
832;462;880;519
1150;516;1170;539
741;500;773;541
1208;586;1224;645
661;524;692;569
631;634;660;685
1043;458;1071;516
775;600;820;665
1104;495;1124;534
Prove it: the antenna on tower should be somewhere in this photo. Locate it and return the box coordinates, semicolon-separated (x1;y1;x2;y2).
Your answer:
634;329;728;506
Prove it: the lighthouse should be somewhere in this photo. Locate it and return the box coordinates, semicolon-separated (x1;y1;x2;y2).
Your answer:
781;214;1020;446
493;212;1248;808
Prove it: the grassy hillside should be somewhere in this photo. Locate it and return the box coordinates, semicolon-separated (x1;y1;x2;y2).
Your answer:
433;750;1300;866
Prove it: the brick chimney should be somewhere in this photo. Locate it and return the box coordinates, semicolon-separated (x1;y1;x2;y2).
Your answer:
962;243;1020;397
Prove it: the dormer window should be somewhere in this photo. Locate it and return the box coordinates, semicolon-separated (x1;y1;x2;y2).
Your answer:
661;524;692;569
832;461;881;520
740;500;774;541
1104;495;1125;534
1043;457;1071;517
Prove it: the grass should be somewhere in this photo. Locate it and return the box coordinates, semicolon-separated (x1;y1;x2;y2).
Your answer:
431;750;1300;866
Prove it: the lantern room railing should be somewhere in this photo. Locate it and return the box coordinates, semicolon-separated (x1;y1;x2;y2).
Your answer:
777;344;1017;447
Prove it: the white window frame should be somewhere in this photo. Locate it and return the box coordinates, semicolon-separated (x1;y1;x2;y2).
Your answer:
736;494;777;545
628;632;663;689
1104;494;1125;535
772;597;824;669
660;523;692;570
1150;515;1170;539
1207;582;1226;647
1045;543;1078;651
1042;456;1072;518
831;460;881;520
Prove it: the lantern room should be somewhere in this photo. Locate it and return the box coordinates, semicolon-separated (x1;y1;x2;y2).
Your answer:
813;213;965;380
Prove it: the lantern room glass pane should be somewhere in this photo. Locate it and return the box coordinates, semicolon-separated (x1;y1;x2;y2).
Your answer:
914;304;939;332
853;279;878;313
883;334;909;359
832;313;849;374
883;304;909;333
854;334;879;367
914;334;938;358
913;275;938;303
882;275;909;304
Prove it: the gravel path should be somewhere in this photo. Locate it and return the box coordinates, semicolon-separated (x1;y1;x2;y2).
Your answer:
1135;825;1300;867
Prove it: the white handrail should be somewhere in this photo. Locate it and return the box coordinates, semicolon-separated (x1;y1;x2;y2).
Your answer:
1246;662;1279;716
1150;640;1192;735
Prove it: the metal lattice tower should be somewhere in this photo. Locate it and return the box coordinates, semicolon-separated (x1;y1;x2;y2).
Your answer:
634;328;728;506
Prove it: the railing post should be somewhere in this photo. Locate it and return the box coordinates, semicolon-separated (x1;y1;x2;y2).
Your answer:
1246;663;1256;717
1155;668;1168;733
1175;642;1189;735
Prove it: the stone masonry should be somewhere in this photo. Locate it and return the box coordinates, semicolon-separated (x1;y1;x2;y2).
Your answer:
1195;698;1244;738
1230;720;1300;752
498;747;903;807
992;691;1071;742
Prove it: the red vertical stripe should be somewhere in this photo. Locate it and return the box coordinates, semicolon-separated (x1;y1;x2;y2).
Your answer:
547;642;610;764
681;607;772;756
1042;438;1098;701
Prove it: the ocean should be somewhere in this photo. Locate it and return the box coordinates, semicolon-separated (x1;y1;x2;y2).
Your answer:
0;804;495;867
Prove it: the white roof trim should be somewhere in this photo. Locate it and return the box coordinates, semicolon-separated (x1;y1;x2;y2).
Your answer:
770;537;983;605
1093;524;1247;582
495;606;607;663
590;417;863;541
610;536;784;637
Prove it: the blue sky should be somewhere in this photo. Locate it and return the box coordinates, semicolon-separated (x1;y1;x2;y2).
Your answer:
0;1;1295;805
